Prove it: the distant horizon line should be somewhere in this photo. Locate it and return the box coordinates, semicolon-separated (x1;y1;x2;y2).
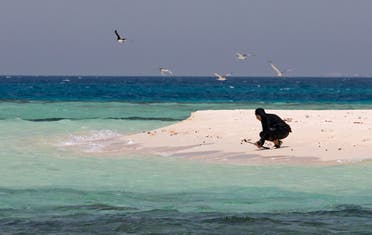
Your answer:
1;74;372;78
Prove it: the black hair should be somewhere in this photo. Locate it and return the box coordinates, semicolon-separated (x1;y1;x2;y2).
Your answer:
255;108;266;116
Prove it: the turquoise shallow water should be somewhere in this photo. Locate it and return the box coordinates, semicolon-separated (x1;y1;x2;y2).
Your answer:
1;101;372;234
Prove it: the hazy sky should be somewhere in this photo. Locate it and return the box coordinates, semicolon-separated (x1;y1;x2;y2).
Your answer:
0;0;371;76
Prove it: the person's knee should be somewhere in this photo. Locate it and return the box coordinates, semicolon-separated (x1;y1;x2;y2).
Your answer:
260;131;275;141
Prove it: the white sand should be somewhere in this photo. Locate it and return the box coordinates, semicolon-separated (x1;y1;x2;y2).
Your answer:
106;110;372;165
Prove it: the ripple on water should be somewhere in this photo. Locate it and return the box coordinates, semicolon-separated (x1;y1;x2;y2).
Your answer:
1;205;372;234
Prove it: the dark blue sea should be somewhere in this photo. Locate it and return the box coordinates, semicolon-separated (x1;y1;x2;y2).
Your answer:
1;76;372;105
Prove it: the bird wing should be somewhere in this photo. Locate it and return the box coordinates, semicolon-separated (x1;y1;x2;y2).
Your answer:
236;53;246;59
270;63;283;77
160;68;174;76
214;73;221;78
284;68;295;73
114;30;121;40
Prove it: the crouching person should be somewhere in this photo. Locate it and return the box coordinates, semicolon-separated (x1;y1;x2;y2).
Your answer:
255;108;291;148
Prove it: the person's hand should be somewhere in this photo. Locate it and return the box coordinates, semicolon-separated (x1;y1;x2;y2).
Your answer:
254;141;263;148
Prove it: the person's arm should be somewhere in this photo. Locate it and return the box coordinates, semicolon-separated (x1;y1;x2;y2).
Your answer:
257;116;270;146
261;116;270;132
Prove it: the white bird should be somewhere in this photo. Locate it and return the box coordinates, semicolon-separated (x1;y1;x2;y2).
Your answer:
269;62;283;77
235;52;256;61
160;67;174;76
269;61;294;77
214;73;231;81
114;30;126;44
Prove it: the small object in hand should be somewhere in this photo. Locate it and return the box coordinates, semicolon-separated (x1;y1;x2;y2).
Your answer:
241;138;250;144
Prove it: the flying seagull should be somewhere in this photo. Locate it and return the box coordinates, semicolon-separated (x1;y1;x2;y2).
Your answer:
235;52;256;61
160;67;174;76
214;72;231;81
114;30;126;44
269;62;283;77
268;61;294;77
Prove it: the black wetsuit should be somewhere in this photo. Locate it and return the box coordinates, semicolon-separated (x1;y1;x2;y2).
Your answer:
257;113;291;146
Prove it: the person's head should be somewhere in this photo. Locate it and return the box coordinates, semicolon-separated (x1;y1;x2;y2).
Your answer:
255;108;266;121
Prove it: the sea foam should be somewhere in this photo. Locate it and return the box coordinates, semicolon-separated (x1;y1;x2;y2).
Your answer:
58;130;122;152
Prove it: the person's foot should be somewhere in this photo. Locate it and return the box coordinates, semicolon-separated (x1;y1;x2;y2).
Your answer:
274;140;282;148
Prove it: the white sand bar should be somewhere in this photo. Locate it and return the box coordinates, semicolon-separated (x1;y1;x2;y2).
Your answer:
110;110;372;165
